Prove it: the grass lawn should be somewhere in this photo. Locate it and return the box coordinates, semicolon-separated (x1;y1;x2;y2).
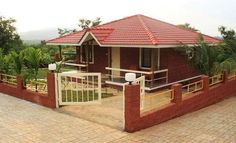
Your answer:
61;90;114;102
35;67;78;79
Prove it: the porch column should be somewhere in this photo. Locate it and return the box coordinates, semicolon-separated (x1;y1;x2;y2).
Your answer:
107;47;112;76
85;42;90;72
58;45;62;60
76;46;81;70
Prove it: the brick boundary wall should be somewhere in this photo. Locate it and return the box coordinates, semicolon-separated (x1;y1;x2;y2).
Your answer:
125;72;236;132
0;72;56;108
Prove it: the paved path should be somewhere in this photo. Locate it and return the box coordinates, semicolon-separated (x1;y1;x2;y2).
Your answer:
1;93;236;143
0;93;126;143
58;95;124;130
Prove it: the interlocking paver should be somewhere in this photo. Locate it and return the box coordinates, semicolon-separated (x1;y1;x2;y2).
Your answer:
1;93;236;142
112;96;236;143
0;93;127;143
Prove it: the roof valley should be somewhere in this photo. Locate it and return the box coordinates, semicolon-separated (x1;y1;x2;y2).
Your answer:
137;15;158;45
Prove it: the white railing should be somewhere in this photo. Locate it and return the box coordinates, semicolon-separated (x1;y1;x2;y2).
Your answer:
228;70;236;79
0;74;17;85
105;67;168;86
145;69;169;85
209;74;223;86
149;75;202;91
55;61;87;72
141;89;173;112
64;62;87;68
28;80;48;94
182;80;203;96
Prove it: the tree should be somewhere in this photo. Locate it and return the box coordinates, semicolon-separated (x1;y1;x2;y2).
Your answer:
58;28;76;37
10;51;25;75
57;17;102;36
218;26;236;54
218;26;236;40
178;23;199;32
23;47;51;81
0;16;22;54
180;35;236;76
78;17;101;29
0;49;12;73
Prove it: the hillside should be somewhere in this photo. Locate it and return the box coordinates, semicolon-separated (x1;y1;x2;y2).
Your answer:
19;28;59;41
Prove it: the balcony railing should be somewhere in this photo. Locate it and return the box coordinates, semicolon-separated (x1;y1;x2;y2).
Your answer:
105;67;168;87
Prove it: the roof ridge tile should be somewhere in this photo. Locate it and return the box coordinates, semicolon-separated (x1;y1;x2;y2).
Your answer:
137;15;158;45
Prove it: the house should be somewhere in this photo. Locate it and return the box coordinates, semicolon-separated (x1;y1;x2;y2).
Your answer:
47;14;221;91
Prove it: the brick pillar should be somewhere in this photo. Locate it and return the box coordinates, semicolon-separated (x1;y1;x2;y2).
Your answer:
0;72;2;83
47;72;57;108
124;84;140;133
16;75;24;90
171;84;182;104
222;70;228;83
201;75;209;92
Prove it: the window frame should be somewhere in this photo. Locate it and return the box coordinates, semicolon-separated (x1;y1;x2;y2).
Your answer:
139;48;152;69
80;44;94;64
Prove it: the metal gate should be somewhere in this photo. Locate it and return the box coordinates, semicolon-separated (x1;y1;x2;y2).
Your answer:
57;72;101;105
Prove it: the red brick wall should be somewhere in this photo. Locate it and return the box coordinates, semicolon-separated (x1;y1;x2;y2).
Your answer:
76;46;199;82
0;73;56;108
160;48;200;82
120;48;140;70
124;73;236;132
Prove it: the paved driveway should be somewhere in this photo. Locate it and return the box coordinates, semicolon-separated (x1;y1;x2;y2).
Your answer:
0;93;236;143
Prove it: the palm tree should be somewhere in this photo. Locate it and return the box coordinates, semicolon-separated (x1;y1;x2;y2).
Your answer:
10;51;24;75
23;47;43;81
182;37;236;76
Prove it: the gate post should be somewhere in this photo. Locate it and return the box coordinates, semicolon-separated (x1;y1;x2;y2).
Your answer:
0;72;2;83
47;72;57;108
124;84;140;133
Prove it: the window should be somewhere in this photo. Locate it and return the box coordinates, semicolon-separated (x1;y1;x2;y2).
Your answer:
140;48;151;69
80;45;94;64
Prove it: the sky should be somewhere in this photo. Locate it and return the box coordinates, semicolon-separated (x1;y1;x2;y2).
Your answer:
0;0;236;36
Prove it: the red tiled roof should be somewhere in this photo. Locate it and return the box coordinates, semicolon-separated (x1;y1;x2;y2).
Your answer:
47;30;86;44
47;14;221;46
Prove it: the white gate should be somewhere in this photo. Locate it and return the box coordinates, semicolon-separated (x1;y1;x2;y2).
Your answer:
57;72;101;105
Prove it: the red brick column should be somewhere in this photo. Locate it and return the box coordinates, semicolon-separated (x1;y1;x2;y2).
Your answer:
16;75;24;90
201;75;209;92
222;70;228;83
0;72;2;83
124;84;140;133
171;84;182;104
47;72;57;108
